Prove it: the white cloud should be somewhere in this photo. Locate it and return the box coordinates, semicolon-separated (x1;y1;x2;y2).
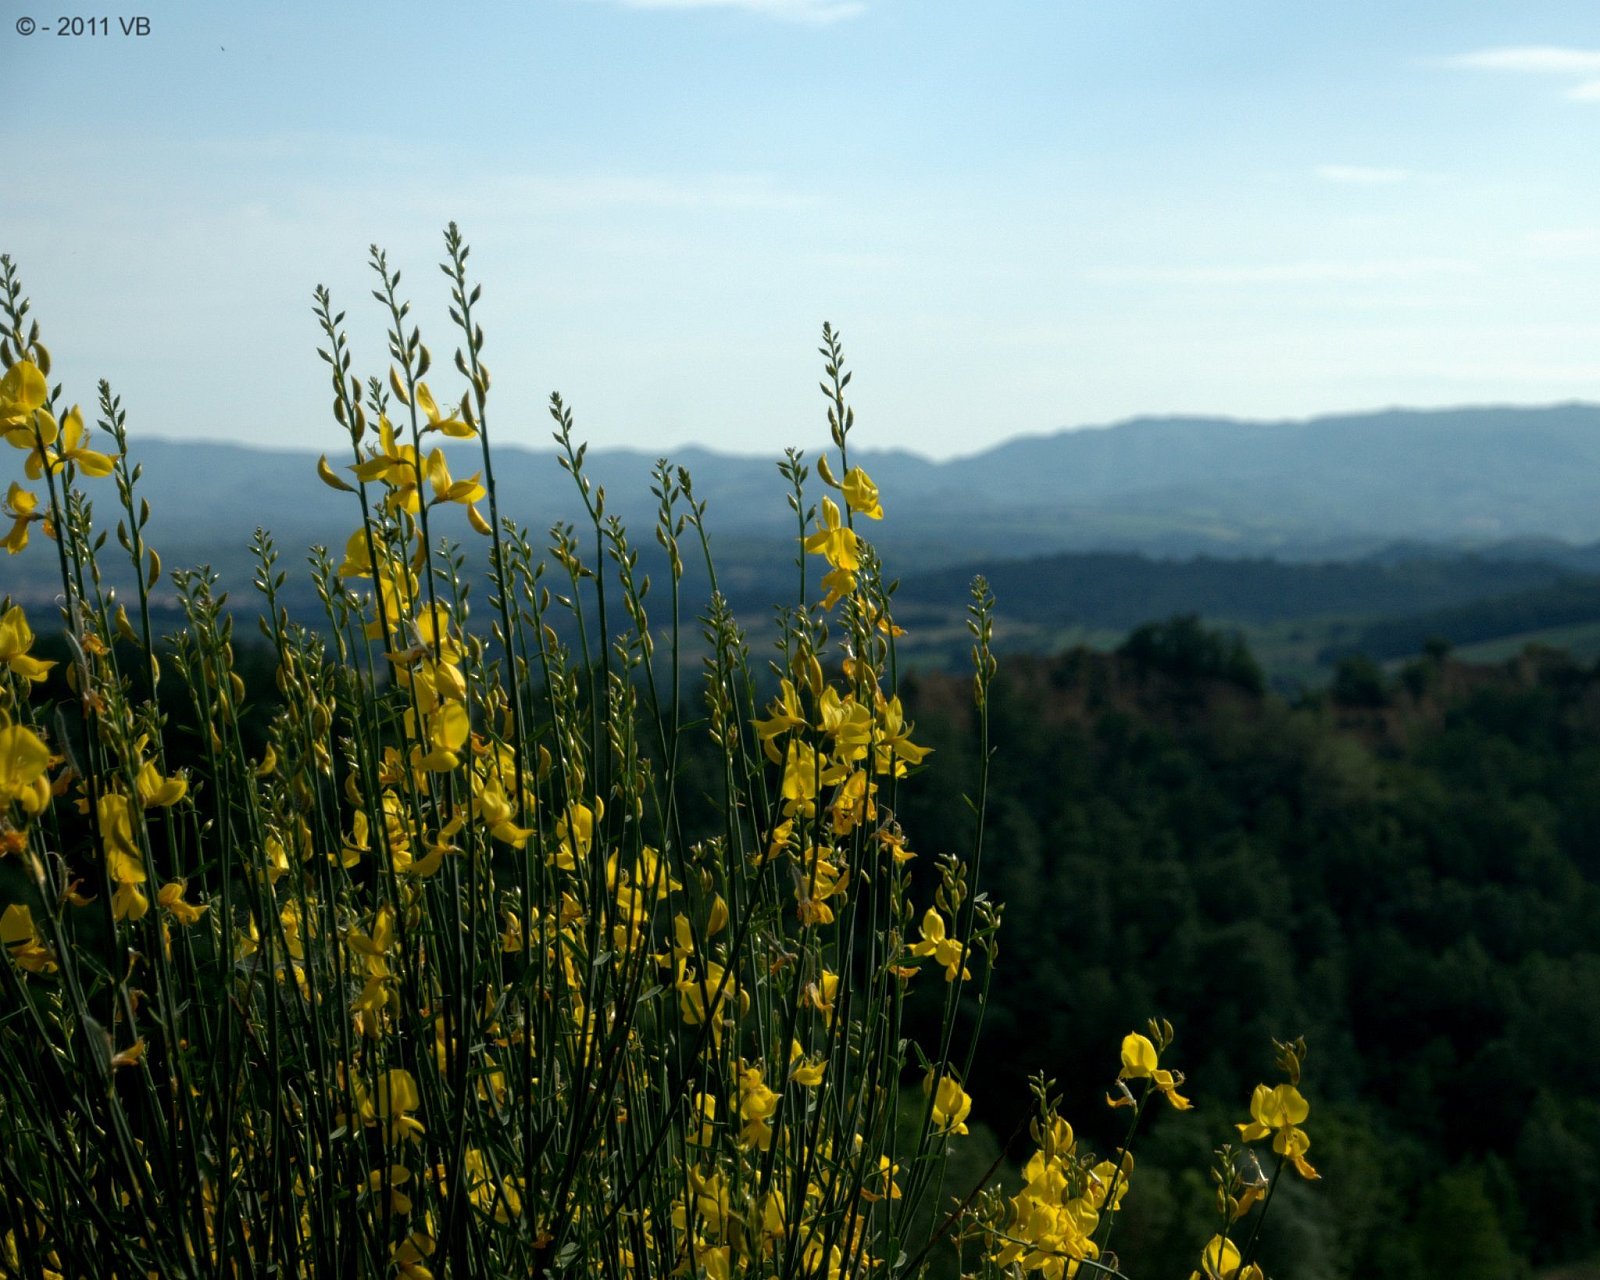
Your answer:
1315;164;1410;185
1437;47;1600;103
587;0;864;22
1090;259;1479;286
1442;45;1600;74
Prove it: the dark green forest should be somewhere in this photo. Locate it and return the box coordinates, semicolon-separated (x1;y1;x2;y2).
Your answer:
1327;576;1600;662
17;614;1600;1279
894;618;1600;1279
892;550;1581;631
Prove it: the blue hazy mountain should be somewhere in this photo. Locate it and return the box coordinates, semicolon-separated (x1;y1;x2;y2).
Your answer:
10;403;1600;667
39;401;1594;564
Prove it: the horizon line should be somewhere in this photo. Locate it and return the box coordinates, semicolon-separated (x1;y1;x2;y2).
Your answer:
82;397;1600;465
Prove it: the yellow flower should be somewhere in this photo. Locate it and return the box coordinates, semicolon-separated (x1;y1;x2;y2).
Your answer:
698;1247;732;1280
908;906;970;982
112;881;149;922
861;1155;902;1202
873;694;931;776
607;844;680;899
675;960;747;1043
803;496;860;571
110;1039;145;1070
25;405;114;480
802;496;860;607
389;1229;436;1280
805;968;840;1023
403;824;455;879
736;1062;780;1150
352;416;425;513
802;1240;845;1279
779;739;846;818
1190;1234;1264;1280
752;678;807;762
925;1071;972;1136
364;1164;414;1217
1118;1032;1193;1110
794;845;849;926
553;799;601;869
336;527;383;579
353;408;483;521
0;362;49;446
336;528;418;637
97;792;143;881
686;1092;718;1146
817;565;856;611
347;904;396;975
818;686;874;762
1087;1152;1134;1211
0;904;56;973
410;700;469;773
788;1040;826;1087
255;832;288;886
421;448;487;511
132;739;187;808
841;466;883;519
1237;1083;1318;1179
157;879;209;926
356;1068;426;1144
415;381;475;438
254;742;278;778
878;827;917;865
679;1167;732;1237
473;776;535;848
0;720;51;816
463;1148;524;1223
1;484;40;555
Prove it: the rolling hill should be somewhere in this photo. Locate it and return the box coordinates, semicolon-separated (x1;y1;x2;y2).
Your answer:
12;402;1600;679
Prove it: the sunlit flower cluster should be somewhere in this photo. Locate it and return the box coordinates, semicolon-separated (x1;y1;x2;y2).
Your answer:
0;250;1319;1280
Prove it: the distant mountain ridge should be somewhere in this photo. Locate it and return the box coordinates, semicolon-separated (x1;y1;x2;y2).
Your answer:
13;403;1600;678
912;402;1600;552
9;400;1600;588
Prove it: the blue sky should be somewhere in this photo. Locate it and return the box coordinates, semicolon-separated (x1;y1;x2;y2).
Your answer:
9;1;1600;458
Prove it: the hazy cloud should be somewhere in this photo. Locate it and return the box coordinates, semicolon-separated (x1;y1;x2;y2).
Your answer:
1091;259;1479;286
587;0;865;22
1440;46;1600;101
1315;165;1410;184
1443;45;1600;74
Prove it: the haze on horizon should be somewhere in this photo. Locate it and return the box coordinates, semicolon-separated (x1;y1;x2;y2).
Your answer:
9;1;1600;461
